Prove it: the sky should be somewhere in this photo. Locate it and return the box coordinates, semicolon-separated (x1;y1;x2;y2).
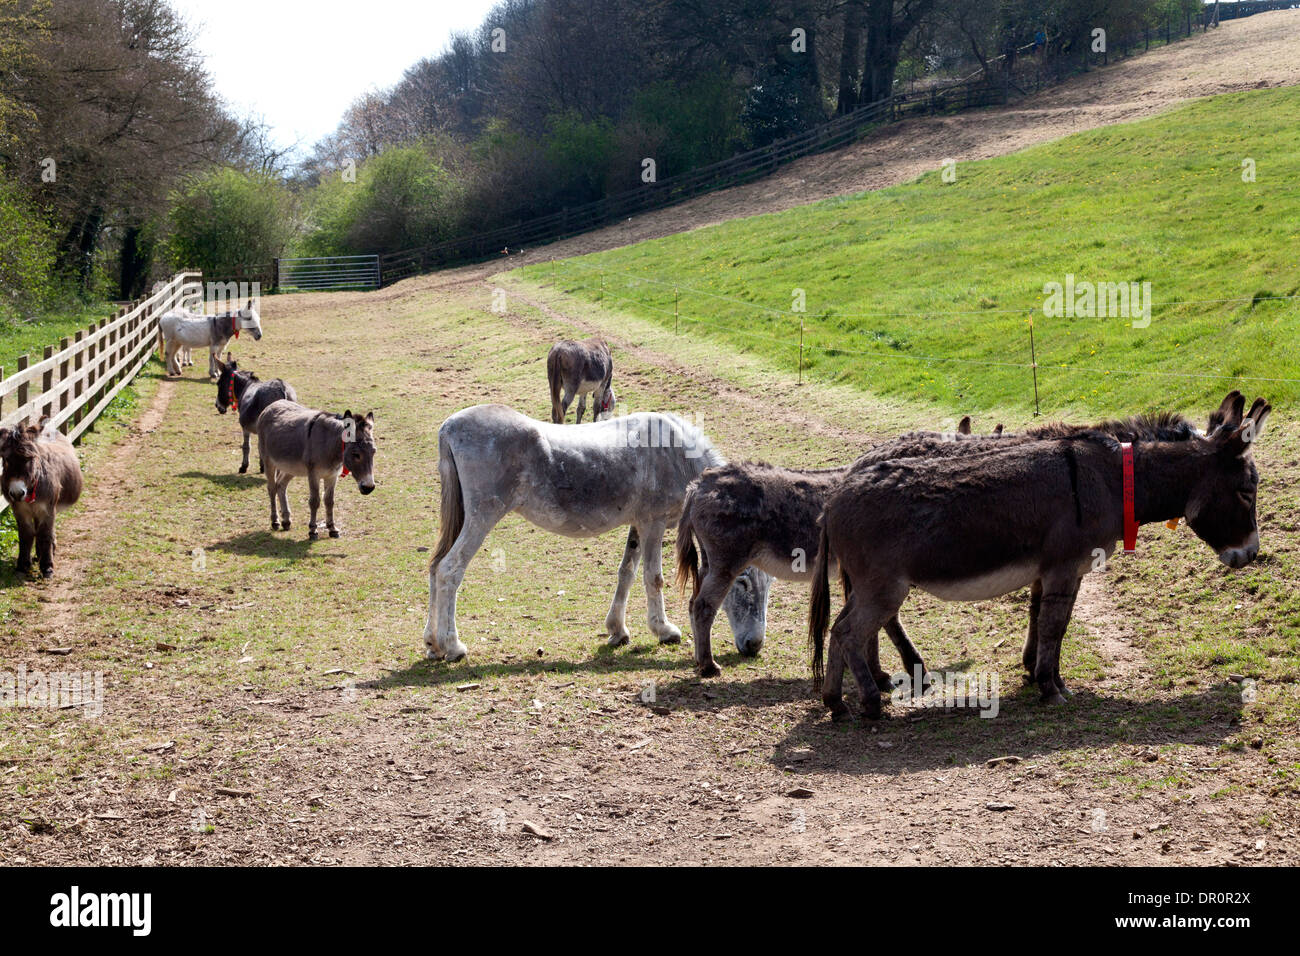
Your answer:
171;0;501;155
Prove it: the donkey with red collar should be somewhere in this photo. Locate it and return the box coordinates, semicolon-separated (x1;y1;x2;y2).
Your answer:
255;401;377;539
0;418;83;579
214;354;298;474
159;298;264;378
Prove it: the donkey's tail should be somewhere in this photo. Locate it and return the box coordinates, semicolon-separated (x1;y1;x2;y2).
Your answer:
674;500;700;599
546;348;564;424
431;435;464;573
808;522;833;693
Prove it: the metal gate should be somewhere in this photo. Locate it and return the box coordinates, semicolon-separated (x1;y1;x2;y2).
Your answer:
277;255;380;291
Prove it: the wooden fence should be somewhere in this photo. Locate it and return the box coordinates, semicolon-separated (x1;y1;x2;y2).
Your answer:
0;271;200;515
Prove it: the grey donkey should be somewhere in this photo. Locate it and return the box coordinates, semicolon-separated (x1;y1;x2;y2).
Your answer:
256;400;377;539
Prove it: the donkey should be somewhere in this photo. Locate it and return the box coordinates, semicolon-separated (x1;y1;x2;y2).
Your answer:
214;355;298;474
810;394;1271;721
256;401;377;538
679;398;1232;683
159;298;264;378
424;404;768;663
547;338;616;424
0;418;83;578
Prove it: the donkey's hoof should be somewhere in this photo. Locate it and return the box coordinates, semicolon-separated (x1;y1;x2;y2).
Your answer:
281;521;291;531
657;630;682;646
442;640;468;663
1040;691;1068;706
308;529;319;540
270;522;280;531
328;528;341;539
824;697;851;722
40;567;54;580
697;660;722;679
606;630;631;648
239;464;248;474
859;700;884;721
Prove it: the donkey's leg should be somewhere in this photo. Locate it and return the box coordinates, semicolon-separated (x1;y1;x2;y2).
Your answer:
430;511;503;662
1033;572;1082;704
240;429;252;474
267;470;280;530
883;615;928;692
36;517;56;579
15;511;35;574
277;475;293;531
1022;578;1043;677
165;342;181;377
208;345;221;379
307;472;322;539
575;394;588;425
559;386;574;424
691;555;739;678
822;595;856;722
256;434;265;474
324;476;339;537
604;526;641;647
640;521;680;644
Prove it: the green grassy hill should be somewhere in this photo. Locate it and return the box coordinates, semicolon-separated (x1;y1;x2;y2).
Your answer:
516;86;1300;418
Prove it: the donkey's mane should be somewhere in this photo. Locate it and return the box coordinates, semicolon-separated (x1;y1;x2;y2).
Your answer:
1030;411;1196;443
662;412;723;468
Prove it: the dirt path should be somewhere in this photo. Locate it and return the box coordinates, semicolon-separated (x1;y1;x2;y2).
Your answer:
487;11;1300;268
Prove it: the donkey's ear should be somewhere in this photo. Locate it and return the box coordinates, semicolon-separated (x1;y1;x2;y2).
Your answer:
365;411;374;424
957;416;971;435
993;424;1004;437
1208;390;1245;435
1246;399;1271;440
342;410;352;420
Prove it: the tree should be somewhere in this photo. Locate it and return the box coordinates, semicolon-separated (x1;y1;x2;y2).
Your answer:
164;168;296;277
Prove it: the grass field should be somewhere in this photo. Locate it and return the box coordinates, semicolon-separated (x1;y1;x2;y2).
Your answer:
1;267;1295;864
0;302;115;379
516;86;1300;418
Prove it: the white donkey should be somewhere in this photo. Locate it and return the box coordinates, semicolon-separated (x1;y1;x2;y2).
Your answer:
424;404;770;662
159;298;264;378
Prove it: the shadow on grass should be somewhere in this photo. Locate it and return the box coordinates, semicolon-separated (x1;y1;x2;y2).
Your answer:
178;470;264;491
209;530;343;560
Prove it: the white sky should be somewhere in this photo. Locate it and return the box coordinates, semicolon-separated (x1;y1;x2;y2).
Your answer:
172;0;500;154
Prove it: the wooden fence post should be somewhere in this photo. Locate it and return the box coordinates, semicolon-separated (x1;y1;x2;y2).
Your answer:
59;338;70;431
73;331;84;430
42;345;54;420
16;354;29;420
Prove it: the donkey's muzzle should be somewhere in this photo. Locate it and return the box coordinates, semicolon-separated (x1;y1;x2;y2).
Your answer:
1219;545;1258;569
359;484;375;495
215;402;228;414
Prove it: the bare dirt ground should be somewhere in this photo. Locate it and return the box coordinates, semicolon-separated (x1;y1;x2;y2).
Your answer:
500;11;1300;269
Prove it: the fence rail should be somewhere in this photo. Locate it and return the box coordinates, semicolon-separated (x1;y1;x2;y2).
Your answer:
0;271;199;516
278;255;380;291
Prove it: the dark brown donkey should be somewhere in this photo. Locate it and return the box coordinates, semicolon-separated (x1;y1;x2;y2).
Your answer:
547;338;616;423
0;419;84;578
810;394;1271;721
214;355;298;474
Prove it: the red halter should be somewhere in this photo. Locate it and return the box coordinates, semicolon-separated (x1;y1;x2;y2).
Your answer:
24;475;37;503
226;375;238;411
1121;442;1137;555
231;314;240;340
340;439;350;477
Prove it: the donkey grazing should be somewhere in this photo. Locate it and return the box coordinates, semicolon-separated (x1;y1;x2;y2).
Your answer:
547;338;616;424
424;404;768;662
256;401;377;538
159;299;264;378
214;355;298;474
810;394;1272;721
0;419;83;578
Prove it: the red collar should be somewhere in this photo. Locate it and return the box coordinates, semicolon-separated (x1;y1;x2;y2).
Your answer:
226;376;238;410
231;314;240;339
340;438;350;477
1121;442;1137;555
24;475;37;503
